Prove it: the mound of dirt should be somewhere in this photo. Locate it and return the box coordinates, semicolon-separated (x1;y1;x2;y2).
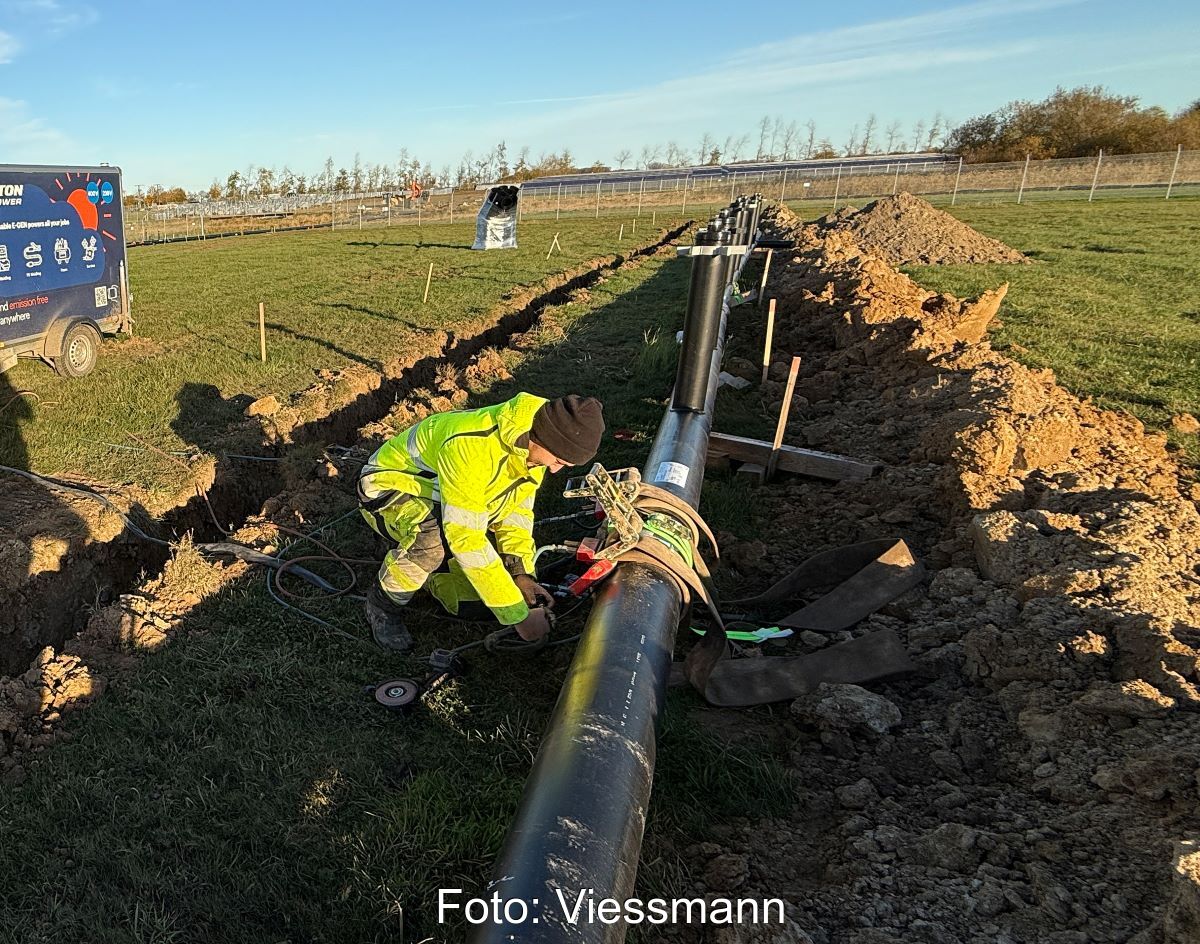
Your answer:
762;193;1029;266
688;221;1199;943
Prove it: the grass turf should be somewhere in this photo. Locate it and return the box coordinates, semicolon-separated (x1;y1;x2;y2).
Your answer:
0;233;791;944
3;194;1195;942
0;215;691;494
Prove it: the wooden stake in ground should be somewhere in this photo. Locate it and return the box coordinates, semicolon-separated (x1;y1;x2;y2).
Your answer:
652;210;657;225
757;249;773;308
258;302;267;362
760;299;776;385
545;232;561;260
632;219;637;236
767;355;801;480
422;263;434;304
1088;149;1104;202
618;223;624;242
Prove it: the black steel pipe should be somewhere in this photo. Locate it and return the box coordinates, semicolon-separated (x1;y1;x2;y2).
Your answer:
718;229;738;287
734;206;751;243
470;210;752;944
672;229;725;413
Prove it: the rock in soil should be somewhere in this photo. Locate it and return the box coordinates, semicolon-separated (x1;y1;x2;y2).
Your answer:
662;201;1200;944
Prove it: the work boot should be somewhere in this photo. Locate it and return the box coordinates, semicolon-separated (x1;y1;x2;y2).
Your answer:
365;584;413;653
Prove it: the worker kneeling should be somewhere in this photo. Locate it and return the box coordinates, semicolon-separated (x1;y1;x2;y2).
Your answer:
357;393;604;652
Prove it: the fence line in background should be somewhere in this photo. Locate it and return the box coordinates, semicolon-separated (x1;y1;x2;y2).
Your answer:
124;149;1200;246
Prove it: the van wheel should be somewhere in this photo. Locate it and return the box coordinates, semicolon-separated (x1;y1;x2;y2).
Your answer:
54;322;100;377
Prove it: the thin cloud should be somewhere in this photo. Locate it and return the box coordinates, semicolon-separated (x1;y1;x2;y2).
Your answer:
3;0;98;34
410;103;479;114
474;39;1039;144
721;0;1083;71
498;93;619;107
0;96;74;159
448;0;1063;149
0;29;18;62
1063;51;1200;79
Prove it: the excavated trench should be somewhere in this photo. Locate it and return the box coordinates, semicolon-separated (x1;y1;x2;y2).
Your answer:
665;200;1200;944
0;222;690;678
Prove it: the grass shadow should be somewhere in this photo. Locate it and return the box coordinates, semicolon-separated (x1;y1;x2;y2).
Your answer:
0;234;795;942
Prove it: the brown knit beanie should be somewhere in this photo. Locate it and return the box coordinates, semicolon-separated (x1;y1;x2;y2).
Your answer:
530;395;605;466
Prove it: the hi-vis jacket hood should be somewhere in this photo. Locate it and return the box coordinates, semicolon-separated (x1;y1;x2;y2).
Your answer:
359;393;549;625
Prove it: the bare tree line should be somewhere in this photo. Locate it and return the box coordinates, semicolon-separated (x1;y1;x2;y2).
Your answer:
137;85;1200;203
141;113;952;202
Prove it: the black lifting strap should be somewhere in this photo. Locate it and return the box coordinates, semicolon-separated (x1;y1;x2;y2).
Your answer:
609;486;725;630
593;481;922;708
682;538;924;708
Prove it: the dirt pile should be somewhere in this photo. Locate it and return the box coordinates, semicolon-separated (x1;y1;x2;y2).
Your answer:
761;193;1029;266
680;208;1200;943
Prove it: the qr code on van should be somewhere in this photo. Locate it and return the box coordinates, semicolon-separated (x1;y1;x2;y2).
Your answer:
94;287;107;307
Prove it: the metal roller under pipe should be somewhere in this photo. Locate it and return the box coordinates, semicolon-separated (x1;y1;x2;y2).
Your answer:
470;200;757;944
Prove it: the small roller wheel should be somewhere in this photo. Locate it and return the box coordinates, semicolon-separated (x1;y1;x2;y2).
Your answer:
373;678;421;711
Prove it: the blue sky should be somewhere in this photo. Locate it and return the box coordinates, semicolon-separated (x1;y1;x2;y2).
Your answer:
1;0;1197;190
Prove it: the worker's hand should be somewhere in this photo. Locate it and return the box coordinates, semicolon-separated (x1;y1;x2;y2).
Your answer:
515;574;555;610
515;607;552;642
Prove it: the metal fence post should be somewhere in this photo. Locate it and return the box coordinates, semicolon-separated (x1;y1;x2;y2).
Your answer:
637;177;644;217
1088;149;1103;202
1017;153;1030;204
557;182;562;220
1166;144;1182;199
779;168;788;203
595;182;601;218
832;166;842;212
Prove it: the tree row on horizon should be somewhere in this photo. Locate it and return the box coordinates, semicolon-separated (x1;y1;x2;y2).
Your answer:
126;87;1200;205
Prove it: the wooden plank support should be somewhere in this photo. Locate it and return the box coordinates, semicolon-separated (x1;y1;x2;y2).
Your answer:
734;462;766;485
707;431;881;482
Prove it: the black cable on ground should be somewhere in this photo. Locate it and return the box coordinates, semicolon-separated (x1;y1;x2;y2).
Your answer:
0;463;599;652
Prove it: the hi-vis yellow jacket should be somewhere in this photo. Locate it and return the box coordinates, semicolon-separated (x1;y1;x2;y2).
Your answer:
361;393;547;625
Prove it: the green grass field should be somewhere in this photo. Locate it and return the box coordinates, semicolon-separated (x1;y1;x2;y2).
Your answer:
0;231;790;944
895;197;1200;467
3;195;1197;942
0;215;689;495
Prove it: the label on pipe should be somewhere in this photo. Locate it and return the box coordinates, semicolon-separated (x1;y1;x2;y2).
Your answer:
653;461;689;488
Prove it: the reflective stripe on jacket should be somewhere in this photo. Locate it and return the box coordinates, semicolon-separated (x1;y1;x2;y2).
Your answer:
358;392;547;625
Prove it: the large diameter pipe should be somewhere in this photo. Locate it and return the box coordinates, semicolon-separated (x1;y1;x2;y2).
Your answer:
672;231;725;413
471;216;750;944
734;205;751;243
